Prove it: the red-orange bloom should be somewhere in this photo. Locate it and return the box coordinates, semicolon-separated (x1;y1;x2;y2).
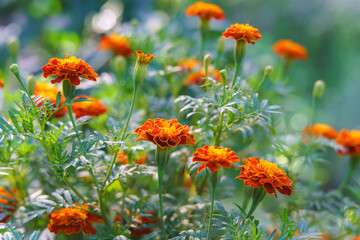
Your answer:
193;145;239;173
236;157;294;198
71;95;107;119
0;188;17;223
336;129;360;156
33;82;66;118
98;34;132;57
184;68;222;86
354;235;360;240
133;119;196;149
272;39;308;61
136;51;154;64
42;54;99;85
114;210;158;236
303;123;337;140
0;78;4;88
48;204;103;235
222;23;262;44
136;153;149;164
117;150;129;164
185;1;225;21
178;59;201;73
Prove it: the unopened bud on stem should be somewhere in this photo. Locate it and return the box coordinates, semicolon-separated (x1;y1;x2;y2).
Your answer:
264;65;273;76
313;80;325;99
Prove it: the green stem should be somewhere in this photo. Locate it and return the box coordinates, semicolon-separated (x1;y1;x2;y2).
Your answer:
102;150;119;189
67;105;81;141
339;156;359;191
63;173;86;203
199;19;209;59
231;60;241;88
244;188;266;219
158;167;166;239
207;170;220;240
311;96;318;125
214;113;224;147
254;75;268;93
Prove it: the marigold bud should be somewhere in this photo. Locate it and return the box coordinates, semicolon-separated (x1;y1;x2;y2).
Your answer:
313;80;325;99
133;51;154;86
264;65;273;76
217;38;225;53
219;69;227;81
234;40;247;65
8;36;20;57
27;75;36;95
111;56;127;75
203;54;212;68
62;79;76;98
9;64;20;77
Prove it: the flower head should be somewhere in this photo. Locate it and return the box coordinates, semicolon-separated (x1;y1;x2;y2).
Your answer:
184;67;222;86
354;235;360;240
222;23;262;44
193;145;240;173
336;129;360;156
0;188;17;223
136;51;154;64
133;118;196;149
42;54;99;85
33;82;66;118
71;95;107;119
303;123;337;140
185;1;225;21
98;34;132;57
0;78;4;88
117;150;129;164
114;210;158;236
236;157;294;198
48;203;103;235
136;153;149;164
178;59;201;73
272;39;308;61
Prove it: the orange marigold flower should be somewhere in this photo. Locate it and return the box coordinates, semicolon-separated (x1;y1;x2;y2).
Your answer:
117;150;129;164
354;235;360;240
236;157;294;198
222;23;262;44
133;118;196;149
178;59;201;73
185;1;225;21
336;129;360;156
48;203;103;235
114;210;158;236
136;153;149;164
42;54;99;85
98;34;132;57
193;145;240;173
303;123;337;140
136;51;154;64
0;188;17;223
184;67;222;86
0;78;4;88
71;95;107;119
33;82;66;118
272;39;308;61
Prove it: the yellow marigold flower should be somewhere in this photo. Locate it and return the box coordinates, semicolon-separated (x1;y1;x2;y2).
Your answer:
114;210;158;237
0;188;17;223
303;123;337;140
222;23;262;45
42;54;99;85
192;145;240;173
336;129;360;156
117;150;129;164
272;39;308;61
178;59;201;73
133;118;196;149
0;78;4;88
136;51;154;64
183;67;222;86
48;203;103;235
71;95;108;119
185;1;225;21
236;157;294;198
33;82;66;118
98;34;132;57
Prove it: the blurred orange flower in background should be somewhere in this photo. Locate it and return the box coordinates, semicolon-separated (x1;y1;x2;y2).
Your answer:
354;235;360;240
136;153;149;164
0;188;17;223
71;95;107;119
192;145;239;173
117;150;129;164
0;78;4;88
136;51;154;64
272;39;308;61
185;1;225;21
42;54;99;85
48;204;103;235
183;68;222;86
178;59;201;73
236;157;294;198
114;210;158;236
33;82;66;118
222;23;262;44
98;34;132;57
303;123;337;140
336;129;360;156
133;118;196;149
